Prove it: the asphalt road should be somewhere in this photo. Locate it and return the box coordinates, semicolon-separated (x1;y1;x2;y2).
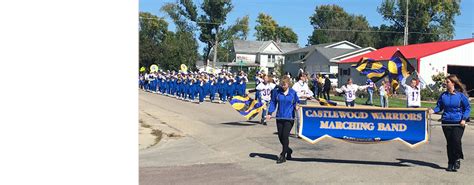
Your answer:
139;90;474;185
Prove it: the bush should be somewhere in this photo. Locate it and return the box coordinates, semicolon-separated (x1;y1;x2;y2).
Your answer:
248;68;257;81
415;72;447;101
421;87;442;101
358;90;368;99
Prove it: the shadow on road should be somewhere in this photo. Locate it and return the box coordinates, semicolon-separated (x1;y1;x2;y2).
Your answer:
396;158;445;169
249;153;412;167
272;132;300;138
220;122;258;126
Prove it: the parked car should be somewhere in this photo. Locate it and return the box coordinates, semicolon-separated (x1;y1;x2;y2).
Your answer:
319;72;338;87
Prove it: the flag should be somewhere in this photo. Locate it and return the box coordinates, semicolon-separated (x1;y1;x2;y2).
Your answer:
229;96;266;120
352;57;387;82
387;50;415;90
317;98;337;106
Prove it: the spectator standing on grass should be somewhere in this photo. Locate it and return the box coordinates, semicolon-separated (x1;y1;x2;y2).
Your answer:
365;79;375;105
401;74;424;108
384;78;391;107
379;81;388;108
336;78;369;107
317;74;323;98
323;75;331;100
311;74;319;99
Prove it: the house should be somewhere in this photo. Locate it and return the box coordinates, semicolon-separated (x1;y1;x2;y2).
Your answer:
229;40;300;73
284;41;375;78
339;38;474;96
195;60;228;74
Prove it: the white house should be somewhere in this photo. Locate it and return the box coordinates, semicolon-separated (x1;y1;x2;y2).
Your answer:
284;41;375;77
339;38;474;96
230;40;299;73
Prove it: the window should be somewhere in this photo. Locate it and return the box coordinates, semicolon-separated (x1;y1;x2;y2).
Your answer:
268;55;275;62
341;68;351;76
342;69;349;75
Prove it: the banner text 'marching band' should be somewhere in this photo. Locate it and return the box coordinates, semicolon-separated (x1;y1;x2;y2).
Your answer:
299;106;429;148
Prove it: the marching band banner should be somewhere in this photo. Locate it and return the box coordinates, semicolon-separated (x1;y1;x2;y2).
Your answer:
298;106;429;148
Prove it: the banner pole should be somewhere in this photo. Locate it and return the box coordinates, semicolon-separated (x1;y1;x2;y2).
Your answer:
414;71;433;92
428;111;432;142
430;123;468;126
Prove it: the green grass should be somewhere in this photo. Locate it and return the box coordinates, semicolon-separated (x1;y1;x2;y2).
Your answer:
246;82;256;89
330;95;474;117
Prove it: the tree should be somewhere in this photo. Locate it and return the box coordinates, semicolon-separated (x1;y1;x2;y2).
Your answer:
225;15;249;40
161;2;197;32
378;0;461;44
276;26;298;43
255;13;278;41
139;12;168;70
371;24;403;49
308;5;373;47
255;13;298;43
160;2;201;70
159;31;199;71
218;15;250;62
197;0;233;62
163;0;250;64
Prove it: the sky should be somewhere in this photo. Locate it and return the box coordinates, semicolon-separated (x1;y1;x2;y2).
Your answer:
139;0;474;53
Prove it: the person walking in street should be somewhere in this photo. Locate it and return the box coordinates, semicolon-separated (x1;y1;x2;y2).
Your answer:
266;76;299;164
255;74;276;125
429;74;471;172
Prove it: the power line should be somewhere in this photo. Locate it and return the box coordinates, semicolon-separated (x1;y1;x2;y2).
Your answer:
140;17;462;35
313;28;440;35
140;17;221;25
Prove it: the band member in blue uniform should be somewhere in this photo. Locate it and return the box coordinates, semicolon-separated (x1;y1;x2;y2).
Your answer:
175;73;182;99
148;72;157;93
209;75;217;102
139;72;145;90
255;71;264;100
170;71;176;97
227;74;236;102
238;71;248;96
198;75;206;104
218;73;227;104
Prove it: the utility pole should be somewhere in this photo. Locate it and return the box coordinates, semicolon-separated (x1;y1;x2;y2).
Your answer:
403;0;409;45
212;26;219;69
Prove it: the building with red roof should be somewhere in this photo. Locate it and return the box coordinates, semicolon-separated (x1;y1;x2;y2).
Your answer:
337;38;473;95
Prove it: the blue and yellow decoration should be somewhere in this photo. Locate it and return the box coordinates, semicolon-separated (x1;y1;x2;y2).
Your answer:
229;96;266;120
352;57;387;82
298;105;429;148
387;50;415;90
316;98;337;106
